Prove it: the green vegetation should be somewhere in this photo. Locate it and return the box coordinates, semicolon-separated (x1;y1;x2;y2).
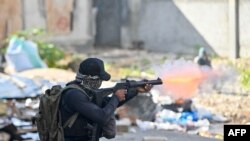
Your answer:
2;28;65;68
235;60;250;93
239;69;250;89
36;41;64;68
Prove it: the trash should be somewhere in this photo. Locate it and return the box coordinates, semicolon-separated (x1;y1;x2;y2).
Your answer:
211;114;229;123
161;103;183;113
155;122;184;131
136;119;156;131
128;127;137;133
186;119;210;134
116;118;132;126
21;132;39;140
155;109;199;125
5;37;46;72
0;71;68;99
11;117;31;127
0;74;41;99
196;106;213;120
154;101;216;134
179;111;199;125
194;119;210;128
0;77;23;99
155;109;181;123
161;99;194;113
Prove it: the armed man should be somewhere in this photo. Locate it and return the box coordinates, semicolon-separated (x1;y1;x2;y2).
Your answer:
59;58;162;141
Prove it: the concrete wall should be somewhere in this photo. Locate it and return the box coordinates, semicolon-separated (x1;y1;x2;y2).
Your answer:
22;0;46;29
116;0;250;58
240;0;250;58
173;0;229;56
122;0;230;57
3;0;250;58
50;0;94;52
3;0;94;52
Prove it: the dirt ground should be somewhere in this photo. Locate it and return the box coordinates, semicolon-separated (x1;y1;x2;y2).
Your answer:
196;93;250;124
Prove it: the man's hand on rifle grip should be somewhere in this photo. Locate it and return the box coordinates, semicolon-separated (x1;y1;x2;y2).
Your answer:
114;89;127;101
137;84;153;93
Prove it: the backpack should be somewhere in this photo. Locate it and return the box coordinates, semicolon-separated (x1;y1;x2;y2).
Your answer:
34;84;85;141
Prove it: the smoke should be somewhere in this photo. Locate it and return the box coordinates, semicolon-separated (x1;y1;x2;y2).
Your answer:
153;59;216;100
206;63;239;94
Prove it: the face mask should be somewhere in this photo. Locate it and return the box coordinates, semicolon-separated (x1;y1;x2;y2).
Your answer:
80;78;102;90
75;72;103;90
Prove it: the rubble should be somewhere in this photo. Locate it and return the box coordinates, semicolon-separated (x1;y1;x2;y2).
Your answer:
0;68;73;141
114;88;230;140
0;73;41;99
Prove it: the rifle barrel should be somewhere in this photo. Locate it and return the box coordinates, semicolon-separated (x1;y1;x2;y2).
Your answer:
129;78;162;87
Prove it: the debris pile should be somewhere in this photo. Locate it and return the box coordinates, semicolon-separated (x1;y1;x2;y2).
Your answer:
116;92;228;140
0;68;75;141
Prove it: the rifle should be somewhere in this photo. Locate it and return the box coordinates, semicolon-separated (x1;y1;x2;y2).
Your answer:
90;77;163;141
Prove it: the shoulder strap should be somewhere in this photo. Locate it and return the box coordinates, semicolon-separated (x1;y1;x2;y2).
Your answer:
62;112;79;128
61;84;90;129
63;84;91;100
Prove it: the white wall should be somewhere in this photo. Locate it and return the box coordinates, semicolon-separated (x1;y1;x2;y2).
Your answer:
121;0;244;58
240;0;250;58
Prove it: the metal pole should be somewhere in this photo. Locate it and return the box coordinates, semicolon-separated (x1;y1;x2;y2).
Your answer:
235;0;240;58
